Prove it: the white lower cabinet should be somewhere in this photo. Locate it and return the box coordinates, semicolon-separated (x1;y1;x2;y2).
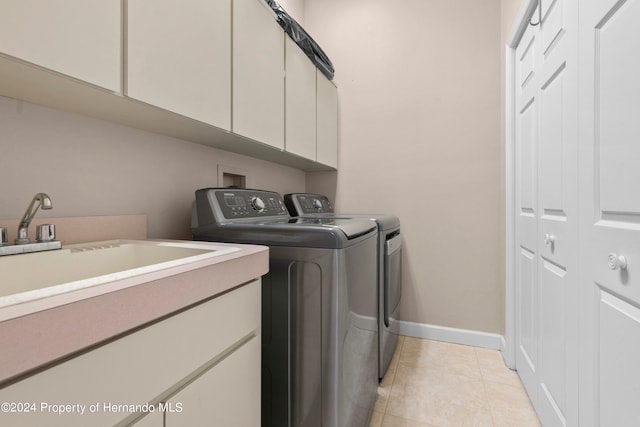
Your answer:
164;337;260;427
131;410;163;427
0;280;261;427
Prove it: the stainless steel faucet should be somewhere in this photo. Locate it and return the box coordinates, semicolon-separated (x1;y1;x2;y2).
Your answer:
16;192;53;244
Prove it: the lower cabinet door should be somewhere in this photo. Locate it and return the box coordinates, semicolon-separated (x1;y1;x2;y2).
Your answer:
131;410;163;426
165;337;261;427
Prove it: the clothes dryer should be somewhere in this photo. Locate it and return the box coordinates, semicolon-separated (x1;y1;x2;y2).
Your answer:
284;193;402;381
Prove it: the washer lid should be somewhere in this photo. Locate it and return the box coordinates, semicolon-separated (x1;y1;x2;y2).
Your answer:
193;218;376;249
289;217;377;239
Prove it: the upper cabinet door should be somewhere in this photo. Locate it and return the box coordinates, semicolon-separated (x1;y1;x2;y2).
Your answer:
316;71;338;168
0;0;120;92
233;0;285;149
126;0;231;130
285;37;317;161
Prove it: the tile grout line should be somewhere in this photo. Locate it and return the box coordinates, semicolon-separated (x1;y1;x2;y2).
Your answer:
475;347;498;427
380;336;405;422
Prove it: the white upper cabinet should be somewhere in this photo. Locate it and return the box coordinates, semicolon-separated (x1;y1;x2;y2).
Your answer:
233;0;285;149
0;0;337;171
285;37;339;167
316;70;338;168
126;0;231;129
285;37;317;161
0;0;120;92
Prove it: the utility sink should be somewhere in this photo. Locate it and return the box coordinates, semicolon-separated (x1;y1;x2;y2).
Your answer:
0;239;241;308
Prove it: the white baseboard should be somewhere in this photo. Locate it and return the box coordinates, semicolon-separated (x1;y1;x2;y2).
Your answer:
500;335;516;369
398;320;504;351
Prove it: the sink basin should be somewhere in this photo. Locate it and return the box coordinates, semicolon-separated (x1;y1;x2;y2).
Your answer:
0;239;241;307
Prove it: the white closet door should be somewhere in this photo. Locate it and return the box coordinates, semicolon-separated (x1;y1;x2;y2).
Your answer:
515;21;539;409
579;1;640;426
515;0;579;425
534;0;579;425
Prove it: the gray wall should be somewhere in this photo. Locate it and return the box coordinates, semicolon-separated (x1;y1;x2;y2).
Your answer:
0;96;306;239
302;0;506;334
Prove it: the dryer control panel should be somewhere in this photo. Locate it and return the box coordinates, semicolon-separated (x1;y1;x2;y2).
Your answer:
285;194;334;215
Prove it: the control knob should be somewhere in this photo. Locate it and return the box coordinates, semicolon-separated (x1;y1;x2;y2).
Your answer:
250;196;266;212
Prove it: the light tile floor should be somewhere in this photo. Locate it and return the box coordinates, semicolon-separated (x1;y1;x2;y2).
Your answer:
369;336;541;427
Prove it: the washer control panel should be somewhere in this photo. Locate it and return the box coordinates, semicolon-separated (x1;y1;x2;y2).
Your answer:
215;190;288;218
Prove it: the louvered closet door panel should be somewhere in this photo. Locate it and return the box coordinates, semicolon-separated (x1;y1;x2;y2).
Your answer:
579;1;640;426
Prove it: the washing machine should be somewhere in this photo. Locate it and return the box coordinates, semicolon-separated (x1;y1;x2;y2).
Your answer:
192;188;379;427
284;193;402;381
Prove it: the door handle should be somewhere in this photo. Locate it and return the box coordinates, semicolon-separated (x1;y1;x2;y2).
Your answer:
544;233;555;245
608;253;628;270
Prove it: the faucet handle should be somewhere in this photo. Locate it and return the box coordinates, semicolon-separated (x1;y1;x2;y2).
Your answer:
36;224;56;243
